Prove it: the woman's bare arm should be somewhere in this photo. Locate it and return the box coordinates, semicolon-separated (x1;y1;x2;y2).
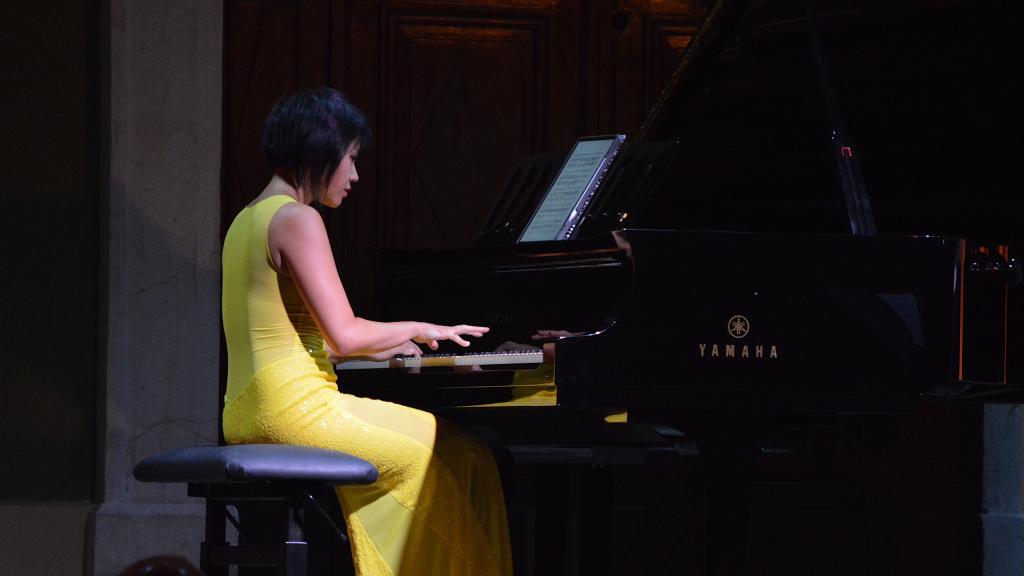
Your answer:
270;203;487;356
326;339;422;363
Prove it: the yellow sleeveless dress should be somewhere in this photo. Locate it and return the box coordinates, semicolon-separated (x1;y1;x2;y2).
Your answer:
221;195;513;575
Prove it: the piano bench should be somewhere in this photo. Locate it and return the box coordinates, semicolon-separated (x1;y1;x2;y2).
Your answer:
133;444;378;576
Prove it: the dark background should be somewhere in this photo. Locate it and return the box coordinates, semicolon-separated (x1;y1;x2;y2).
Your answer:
1;0;99;502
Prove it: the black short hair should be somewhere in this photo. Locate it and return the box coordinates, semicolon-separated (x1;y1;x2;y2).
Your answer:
259;87;372;201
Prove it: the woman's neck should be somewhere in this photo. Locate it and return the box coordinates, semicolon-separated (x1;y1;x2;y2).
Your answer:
258;173;306;204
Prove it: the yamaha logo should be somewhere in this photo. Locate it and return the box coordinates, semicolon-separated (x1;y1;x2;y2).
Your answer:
698;313;779;360
727;315;750;339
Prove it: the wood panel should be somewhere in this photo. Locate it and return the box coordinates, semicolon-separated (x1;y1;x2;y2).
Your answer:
381;15;548;248
222;0;330;237
326;0;378;313
602;0;709;135
332;0;582;311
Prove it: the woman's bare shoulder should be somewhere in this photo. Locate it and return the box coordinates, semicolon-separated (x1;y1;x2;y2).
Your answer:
272;201;321;228
269;201;329;246
267;202;331;273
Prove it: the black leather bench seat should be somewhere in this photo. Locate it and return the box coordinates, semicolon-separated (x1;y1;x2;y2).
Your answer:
133;444;378;485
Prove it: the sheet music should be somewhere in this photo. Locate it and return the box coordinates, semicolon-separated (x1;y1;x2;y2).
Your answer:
519;137;622;242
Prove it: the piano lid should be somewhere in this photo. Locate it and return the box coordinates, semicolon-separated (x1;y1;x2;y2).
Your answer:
582;0;1022;244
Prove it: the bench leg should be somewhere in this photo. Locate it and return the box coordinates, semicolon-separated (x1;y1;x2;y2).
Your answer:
203;500;229;576
283;542;308;576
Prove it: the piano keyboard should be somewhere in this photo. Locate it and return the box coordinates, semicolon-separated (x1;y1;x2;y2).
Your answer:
335;350;544;371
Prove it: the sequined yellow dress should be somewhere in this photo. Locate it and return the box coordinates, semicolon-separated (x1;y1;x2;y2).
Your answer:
221;195;512;575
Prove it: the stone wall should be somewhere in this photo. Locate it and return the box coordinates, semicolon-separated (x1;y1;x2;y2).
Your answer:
87;1;223;574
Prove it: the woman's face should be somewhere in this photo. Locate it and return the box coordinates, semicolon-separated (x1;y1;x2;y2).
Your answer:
322;142;360;208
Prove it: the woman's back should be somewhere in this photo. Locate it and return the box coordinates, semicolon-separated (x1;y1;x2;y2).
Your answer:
221;194;328;404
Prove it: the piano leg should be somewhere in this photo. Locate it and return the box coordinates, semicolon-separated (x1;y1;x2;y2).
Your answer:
503;460;613;575
683;415;781;576
701;447;756;576
498;439;704;574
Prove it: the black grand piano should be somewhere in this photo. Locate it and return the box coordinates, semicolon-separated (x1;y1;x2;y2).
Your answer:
338;0;1022;573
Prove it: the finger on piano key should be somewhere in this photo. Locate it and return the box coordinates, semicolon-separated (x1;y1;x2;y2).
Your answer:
334;350;544;371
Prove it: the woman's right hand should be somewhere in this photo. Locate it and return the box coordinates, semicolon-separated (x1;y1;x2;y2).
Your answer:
414;323;489;350
367;340;422;360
